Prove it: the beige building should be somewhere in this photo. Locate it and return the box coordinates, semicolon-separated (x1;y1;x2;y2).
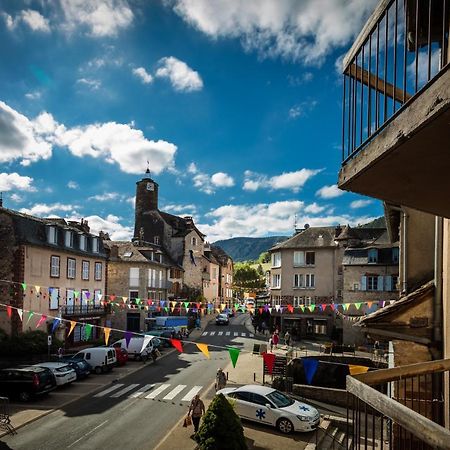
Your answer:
202;244;220;305
210;245;234;306
0;207;107;346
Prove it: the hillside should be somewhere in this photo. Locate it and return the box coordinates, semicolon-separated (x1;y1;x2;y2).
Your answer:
359;216;386;228
213;236;288;262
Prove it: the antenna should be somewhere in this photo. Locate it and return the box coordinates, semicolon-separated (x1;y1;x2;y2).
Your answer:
293;214;297;231
146;160;150;175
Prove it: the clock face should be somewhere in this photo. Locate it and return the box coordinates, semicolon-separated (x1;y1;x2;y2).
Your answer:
146;182;154;191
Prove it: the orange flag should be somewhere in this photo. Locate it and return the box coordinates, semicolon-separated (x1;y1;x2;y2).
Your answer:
67;321;77;337
349;365;369;375
196;343;210;359
104;327;111;345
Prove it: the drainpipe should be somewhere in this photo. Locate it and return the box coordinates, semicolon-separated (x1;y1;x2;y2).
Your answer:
434;216;443;352
390;206;408;293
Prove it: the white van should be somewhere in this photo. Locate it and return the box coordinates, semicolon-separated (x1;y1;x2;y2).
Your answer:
111;337;156;360
73;347;117;374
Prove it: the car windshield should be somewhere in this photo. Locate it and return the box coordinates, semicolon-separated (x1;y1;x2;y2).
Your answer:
266;390;294;408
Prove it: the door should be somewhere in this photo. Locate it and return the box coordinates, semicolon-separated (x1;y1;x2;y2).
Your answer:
232;391;254;420
247;393;277;426
127;313;140;332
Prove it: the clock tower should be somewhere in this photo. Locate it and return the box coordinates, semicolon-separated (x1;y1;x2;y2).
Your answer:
133;167;159;241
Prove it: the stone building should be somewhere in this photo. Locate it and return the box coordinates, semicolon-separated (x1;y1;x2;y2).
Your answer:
210;245;234;305
0;206;107;346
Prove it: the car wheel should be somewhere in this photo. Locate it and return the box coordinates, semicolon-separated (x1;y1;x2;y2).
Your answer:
94;366;102;375
277;418;294;434
18;391;31;402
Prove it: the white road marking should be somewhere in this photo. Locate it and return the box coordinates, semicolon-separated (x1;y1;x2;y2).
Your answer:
225;332;230;336
94;384;124;397
210;331;216;336
234;332;238;336
202;332;207;336
129;384;155;398
145;384;170;399
111;383;140;398
218;331;223;336
181;386;203;402
67;420;108;448
163;385;187;400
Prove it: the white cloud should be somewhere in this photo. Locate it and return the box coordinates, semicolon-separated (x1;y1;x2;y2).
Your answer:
88;192;120;201
132;67;153;84
304;202;326;214
0;101;177;175
0;173;35;192
67;180;79;189
288;72;313;86
211;172;235;187
243;168;321;193
10;193;24;203
20;203;76;216
25;91;42;100
172;0;377;65
288;99;318;119
60;0;134;37
316;184;344;199
350;199;373;209
76;78;101;90
187;162;198;174
78;214;133;240
156;56;203;92
163;203;198;214
193;173;214;194
2;10;50;33
126;196;135;207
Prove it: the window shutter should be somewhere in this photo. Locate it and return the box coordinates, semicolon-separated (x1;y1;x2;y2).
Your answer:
377;275;384;291
385;276;392;291
361;276;367;291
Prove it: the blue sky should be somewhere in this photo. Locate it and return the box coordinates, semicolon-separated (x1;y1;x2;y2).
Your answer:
0;0;381;242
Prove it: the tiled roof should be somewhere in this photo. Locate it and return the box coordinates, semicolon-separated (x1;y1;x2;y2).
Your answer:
270;226;338;250
159;211;205;238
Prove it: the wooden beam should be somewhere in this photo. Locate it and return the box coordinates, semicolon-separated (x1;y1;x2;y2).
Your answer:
345;63;412;104
361;326;431;344
353;358;450;385
347;375;450;449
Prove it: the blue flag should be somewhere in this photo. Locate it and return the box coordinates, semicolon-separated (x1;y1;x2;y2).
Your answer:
302;358;319;385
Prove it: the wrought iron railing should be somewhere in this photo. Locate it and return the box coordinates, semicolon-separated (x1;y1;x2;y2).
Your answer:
346;358;450;449
342;0;449;162
61;304;107;316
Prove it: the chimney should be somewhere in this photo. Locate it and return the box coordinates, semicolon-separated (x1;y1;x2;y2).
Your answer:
335;224;342;238
110;245;119;258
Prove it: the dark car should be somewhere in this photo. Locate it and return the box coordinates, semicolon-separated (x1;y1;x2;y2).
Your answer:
0;366;57;402
216;314;229;325
61;359;91;380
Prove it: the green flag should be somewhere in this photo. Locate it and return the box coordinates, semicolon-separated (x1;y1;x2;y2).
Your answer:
21;282;27;290
355;302;363;310
228;347;240;368
85;324;93;340
184;302;189;309
309;304;316;312
26;311;34;325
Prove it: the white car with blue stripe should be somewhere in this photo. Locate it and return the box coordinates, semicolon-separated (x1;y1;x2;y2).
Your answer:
217;384;320;434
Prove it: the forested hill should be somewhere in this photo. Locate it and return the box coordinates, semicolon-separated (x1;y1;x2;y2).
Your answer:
213;236;288;262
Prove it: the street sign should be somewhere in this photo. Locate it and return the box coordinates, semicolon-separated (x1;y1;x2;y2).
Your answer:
47;335;52;346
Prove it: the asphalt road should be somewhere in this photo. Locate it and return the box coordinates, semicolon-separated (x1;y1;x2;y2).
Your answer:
1;314;256;450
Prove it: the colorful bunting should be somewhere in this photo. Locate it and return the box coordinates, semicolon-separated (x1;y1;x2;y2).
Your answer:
228;347;240;368
21;282;27;291
302;358;319;385
6;306;12;318
349;365;370;375
36;315;47;328
51;317;61;333
262;352;276;374
17;308;23;321
85;324;93;340
104;327;111;345
196;343;210;359
171;338;183;353
68;321;77;336
125;331;132;347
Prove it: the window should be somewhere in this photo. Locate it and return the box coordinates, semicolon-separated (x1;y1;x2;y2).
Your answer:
129;290;139;306
82;260;90;280
66;289;74;313
249;393;270;406
67;258;76;279
92;237;99;253
293;274;304;288
94;289;101;307
392;275;399;290
94;262;102;281
367;276;378;291
305;251;315;265
130;267;139;287
293;296;302;307
191;237;197;246
50;256;60;277
212;268;217;280
293;251;304;266
305;273;315;288
272;252;281;267
159;270;163;289
272;274;281;288
392;247;399;263
49;287;59;310
368;248;378;263
154;236;160;245
304;297;312;307
79;234;86;251
47;226;57;244
65;231;73;247
148;269;156;287
353;282;360;291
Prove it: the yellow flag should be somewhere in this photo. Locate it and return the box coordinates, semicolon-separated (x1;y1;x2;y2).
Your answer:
196;343;210;359
104;327;111;345
35;285;41;293
216;308;221;314
67;321;76;337
349;365;369;375
220;303;226;311
122;296;128;302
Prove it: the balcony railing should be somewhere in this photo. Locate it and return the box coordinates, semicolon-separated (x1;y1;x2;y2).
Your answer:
342;0;449;162
346;358;450;449
61;304;108;316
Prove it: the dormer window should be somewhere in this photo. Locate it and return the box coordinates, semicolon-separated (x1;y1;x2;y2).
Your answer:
368;248;378;263
92;237;99;253
47;226;57;244
65;231;73;248
79;234;86;251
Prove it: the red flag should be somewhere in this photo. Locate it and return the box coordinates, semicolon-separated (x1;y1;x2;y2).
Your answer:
321;304;327;311
6;306;12;318
170;339;183;353
287;304;294;313
262;352;276;374
258;307;263;314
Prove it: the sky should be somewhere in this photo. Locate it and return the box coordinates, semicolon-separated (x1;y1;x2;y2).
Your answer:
0;0;382;242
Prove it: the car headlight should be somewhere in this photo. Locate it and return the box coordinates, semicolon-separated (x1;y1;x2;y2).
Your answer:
296;415;310;422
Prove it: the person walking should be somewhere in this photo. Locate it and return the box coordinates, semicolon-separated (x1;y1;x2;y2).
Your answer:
269;336;273;352
215;368;227;391
272;332;279;349
284;330;291;347
188;394;205;438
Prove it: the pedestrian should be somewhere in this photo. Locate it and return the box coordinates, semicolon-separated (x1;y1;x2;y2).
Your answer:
57;347;63;359
269;337;273;352
272;332;279;349
284;330;291;347
374;340;380;357
215;367;227;391
188;394;205;438
253;321;258;334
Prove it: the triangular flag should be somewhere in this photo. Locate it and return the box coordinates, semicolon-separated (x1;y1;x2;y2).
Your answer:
343;303;349;311
85;291;91;299
275;305;280;312
184;302;189;309
228;347;240;368
268;307;272;314
300;305;305;312
17;308;23;321
321;304;327;311
104;327;111;345
330;304;336;311
35;286;41;294
355;302;363;310
125;331;132;347
302;358;319;385
21;283;27;291
36;315;47;328
171;301;176;307
135;298;141;305
262;352;276;374
160;300;165;307
234;303;239;309
6;306;12;318
309;305;315;312
349;365;369;376
140;335;153;353
74;290;79;298
367;301;373;309
220;303;226;311
164;306;169;312
170;338;183;352
258;307;263;314
97;293;103;301
26;311;34;325
196;343;210;359
85;324;93;340
68;321;77;336
51;317;61;333
122;296;128;303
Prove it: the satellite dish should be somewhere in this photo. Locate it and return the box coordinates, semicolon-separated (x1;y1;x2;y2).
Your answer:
304;224;310;229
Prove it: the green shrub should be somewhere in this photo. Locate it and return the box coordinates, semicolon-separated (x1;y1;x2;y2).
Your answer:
0;330;63;356
196;393;247;450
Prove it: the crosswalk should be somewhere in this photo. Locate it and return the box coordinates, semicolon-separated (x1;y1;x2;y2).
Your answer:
94;383;204;402
201;331;254;338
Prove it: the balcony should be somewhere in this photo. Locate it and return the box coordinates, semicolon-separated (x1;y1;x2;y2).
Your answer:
346;358;450;449
61;305;108;317
338;0;450;218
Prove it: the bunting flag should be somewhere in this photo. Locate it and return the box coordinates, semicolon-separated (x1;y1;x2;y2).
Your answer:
367;301;373;309
68;321;77;336
35;285;41;294
349;365;370;376
85;324;93;340
6;306;12;318
74;290;79;298
26;311;34;325
309;305;315;312
262;352;276;374
125;331;132;347
17;308;23;321
220;303;226;311
184;302;189;309
85;291;91;299
160;300;165;307
21;282;27;291
36;315;47;328
300;306;305;312
268;307;272;314
228;347;240;368
140;335;153;353
171;338;183;353
302;358;319;385
196;343;210;359
97;293;103;302
321;304;327;311
355;302;363;310
275;305;280;312
104;327;111;345
343;303;349;311
122;296;128;303
51;317;61;333
171;301;176;308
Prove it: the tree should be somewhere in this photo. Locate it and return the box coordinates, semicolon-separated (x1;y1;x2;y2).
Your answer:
233;264;265;297
258;251;270;263
196;393;247;450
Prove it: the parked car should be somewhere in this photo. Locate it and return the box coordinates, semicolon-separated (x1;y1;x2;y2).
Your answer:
0;366;57;402
145;330;173;347
216;313;229;325
72;347;117;374
60;359;91;380
113;346;129;366
33;362;77;386
217;385;320;434
111;336;157;360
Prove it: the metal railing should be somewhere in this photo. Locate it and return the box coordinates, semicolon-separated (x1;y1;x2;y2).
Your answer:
346;358;450;449
61;304;107;316
342;0;449;162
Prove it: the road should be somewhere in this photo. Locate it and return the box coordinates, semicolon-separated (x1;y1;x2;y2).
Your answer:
1;313;256;450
